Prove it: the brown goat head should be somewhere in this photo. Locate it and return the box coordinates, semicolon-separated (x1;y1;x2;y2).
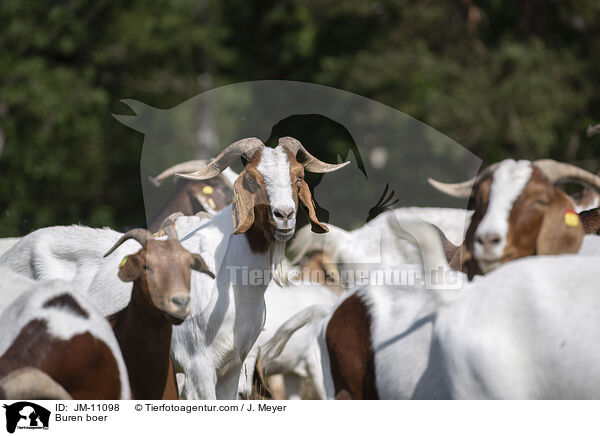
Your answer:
104;228;214;324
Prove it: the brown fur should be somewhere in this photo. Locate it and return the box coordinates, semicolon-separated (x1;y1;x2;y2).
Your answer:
300;252;343;295
580;208;600;234
0;320;121;400
507;168;583;257
108;237;213;400
325;293;378;400
283;148;329;233
42;294;89;318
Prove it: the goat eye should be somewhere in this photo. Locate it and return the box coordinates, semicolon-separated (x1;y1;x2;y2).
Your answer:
534;199;549;207
296;177;303;184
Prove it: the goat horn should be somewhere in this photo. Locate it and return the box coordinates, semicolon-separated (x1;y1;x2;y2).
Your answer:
427;162;502;198
157;212;183;235
149;160;208;187
104;228;154;257
278;137;350;173
0;368;72;400
176;138;265;181
165;224;179;240
534;159;600;194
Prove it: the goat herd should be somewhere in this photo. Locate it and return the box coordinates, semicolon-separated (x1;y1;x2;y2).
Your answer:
2;136;600;400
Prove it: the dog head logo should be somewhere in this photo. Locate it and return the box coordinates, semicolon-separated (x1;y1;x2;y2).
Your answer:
2;402;50;433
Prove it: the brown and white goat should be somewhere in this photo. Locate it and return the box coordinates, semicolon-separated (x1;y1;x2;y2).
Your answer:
429;159;600;278
0;279;130;400
103;227;214;400
147;161;234;232
164;136;349;399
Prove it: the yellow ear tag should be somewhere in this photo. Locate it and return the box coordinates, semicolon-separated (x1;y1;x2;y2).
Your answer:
202;185;214;195
119;256;129;269
564;209;579;227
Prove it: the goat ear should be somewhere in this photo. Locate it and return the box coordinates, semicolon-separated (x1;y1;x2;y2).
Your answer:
191;253;215;278
298;180;328;233
117;255;142;282
232;173;255;234
536;191;584;254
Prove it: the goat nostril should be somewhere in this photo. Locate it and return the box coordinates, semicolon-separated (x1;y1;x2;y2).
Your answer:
171;295;190;308
477;234;502;246
274;208;294;220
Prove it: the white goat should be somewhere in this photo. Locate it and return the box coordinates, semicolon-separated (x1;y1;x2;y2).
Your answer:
163;137;348;399
238;281;339;400
318;218;600;399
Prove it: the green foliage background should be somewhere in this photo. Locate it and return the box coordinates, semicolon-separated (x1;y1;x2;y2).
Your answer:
2;0;600;236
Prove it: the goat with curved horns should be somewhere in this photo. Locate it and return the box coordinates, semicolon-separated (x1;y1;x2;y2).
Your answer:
176;137;348;242
429;159;600;277
161;136;349;399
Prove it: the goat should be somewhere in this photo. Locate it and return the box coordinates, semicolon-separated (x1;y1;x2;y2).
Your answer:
101;227;214;400
0;225;122;288
0;368;72;400
47;137;349;399
0;278;130;400
302;217;600;399
146;161;237;232
237;281;339;400
287;207;471;290
429;159;600;277
165;137;348;399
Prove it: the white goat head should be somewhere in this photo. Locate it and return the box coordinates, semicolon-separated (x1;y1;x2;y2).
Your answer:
429;159;600;275
176;137;349;253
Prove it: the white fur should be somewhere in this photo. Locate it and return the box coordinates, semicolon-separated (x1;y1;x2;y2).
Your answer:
0;226;124;287
0;278;130;399
238;281;340;399
0;267;37;313
474;159;532;272
257;146;294;216
579;234;600;256
0;238;20;257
